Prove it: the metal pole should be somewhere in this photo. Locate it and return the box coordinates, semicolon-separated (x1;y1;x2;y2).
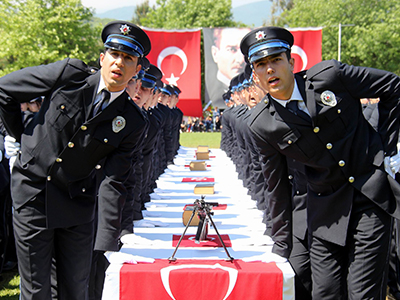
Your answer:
338;23;341;61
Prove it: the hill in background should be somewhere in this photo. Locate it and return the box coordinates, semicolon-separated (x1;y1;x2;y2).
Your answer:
232;1;271;27
94;1;271;27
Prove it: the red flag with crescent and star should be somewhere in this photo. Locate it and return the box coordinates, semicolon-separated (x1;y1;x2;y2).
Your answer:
289;27;322;73
143;28;202;117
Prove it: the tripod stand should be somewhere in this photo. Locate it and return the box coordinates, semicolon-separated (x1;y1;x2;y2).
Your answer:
168;196;234;262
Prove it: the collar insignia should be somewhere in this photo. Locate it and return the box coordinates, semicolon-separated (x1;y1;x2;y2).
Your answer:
112;116;126;133
320;90;337;107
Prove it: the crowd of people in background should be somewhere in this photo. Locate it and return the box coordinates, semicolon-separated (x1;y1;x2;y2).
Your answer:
181;107;222;132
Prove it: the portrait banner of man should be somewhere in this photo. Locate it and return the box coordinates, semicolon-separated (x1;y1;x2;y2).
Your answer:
203;27;251;108
203;27;322;108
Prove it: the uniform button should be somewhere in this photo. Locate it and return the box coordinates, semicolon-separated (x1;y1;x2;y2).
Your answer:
82;188;86;192
296;190;300;195
313;127;320;133
349;176;355;183
47;176;51;181
339;160;345;167
81;125;87;131
95;165;101;170
128;97;131;101
264;99;268;104
104;138;108;143
288;175;293;180
56;158;62;163
326;143;333;150
60;105;66;110
288;140;292;144
303;75;307;79
337;109;341;114
68;142;74;148
145;134;148;139
90;68;96;73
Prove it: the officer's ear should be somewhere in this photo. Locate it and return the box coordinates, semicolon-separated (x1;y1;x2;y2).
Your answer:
99;52;105;67
135;63;142;76
289;57;295;72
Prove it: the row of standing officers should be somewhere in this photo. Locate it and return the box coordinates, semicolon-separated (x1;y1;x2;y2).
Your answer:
221;25;400;300
0;20;182;299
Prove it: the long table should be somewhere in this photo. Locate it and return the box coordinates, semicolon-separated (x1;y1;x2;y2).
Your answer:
102;147;295;300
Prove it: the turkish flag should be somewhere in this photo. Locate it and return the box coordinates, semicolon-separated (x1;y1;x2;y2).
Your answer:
120;259;284;300
289;27;322;73
143;28;202;117
181;177;215;183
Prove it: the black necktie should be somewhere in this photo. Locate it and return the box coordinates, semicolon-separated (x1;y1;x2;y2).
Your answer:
286;100;311;121
93;90;110;117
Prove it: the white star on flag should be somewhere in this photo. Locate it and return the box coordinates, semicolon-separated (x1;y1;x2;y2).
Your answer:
166;73;180;85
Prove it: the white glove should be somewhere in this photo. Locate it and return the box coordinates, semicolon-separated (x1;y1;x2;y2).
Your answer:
385;152;400;179
120;233;155;246
4;136;20;172
8;156;16;173
384;157;395;178
390;152;400;174
133;219;169;228
4;135;20;158
242;252;288;264
104;251;155;265
145;202;168;208
142;210;161;217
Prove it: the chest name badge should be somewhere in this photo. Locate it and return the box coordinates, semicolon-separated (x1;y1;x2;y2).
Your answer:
112;116;126;133
320;90;337;107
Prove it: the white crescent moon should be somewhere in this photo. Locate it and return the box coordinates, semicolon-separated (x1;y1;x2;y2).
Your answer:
160;263;238;300
291;45;308;71
157;46;188;75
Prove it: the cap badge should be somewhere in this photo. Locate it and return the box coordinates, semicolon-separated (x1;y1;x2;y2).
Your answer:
255;31;266;41
112;116;126;133
120;24;131;35
320;90;337;107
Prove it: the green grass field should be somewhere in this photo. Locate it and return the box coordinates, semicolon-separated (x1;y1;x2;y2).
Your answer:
0;270;20;299
0;132;221;299
179;132;221;148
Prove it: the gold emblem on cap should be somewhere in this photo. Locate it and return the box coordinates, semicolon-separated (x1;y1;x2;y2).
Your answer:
255;30;266;41
320;90;337;107
120;24;131;35
112;116;126;133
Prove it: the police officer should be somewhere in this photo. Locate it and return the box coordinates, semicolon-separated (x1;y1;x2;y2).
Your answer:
241;26;400;299
169;85;183;157
0;20;150;299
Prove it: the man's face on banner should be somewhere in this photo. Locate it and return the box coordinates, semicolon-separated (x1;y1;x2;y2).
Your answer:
211;28;250;80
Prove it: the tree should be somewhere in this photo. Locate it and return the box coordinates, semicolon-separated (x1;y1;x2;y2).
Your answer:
141;0;241;29
276;0;400;74
0;0;103;76
132;0;153;26
269;0;293;25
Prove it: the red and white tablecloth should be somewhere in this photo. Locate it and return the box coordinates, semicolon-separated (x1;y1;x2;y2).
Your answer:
119;259;284;300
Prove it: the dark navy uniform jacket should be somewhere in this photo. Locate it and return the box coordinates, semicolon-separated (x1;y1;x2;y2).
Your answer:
0;58;147;251
248;59;400;258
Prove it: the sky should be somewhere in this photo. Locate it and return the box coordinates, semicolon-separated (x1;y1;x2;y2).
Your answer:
81;0;264;13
